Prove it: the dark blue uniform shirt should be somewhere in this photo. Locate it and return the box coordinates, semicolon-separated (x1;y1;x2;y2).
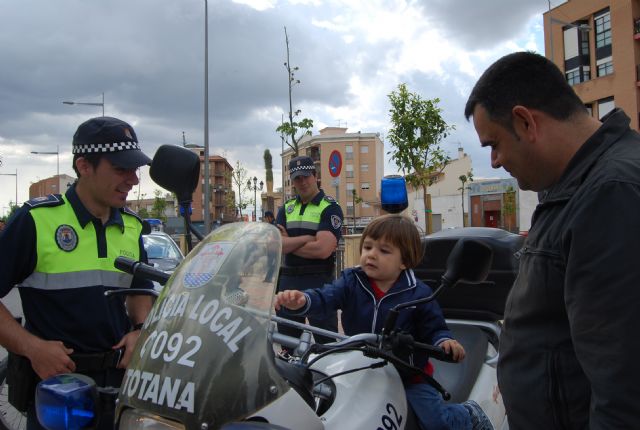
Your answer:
0;184;152;352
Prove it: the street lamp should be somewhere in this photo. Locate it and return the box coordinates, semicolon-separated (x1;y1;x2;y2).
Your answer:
62;92;105;116
203;0;211;234
0;169;18;208
247;176;264;221
31;145;60;187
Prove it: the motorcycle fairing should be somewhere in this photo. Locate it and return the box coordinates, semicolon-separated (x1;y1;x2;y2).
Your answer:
116;223;290;429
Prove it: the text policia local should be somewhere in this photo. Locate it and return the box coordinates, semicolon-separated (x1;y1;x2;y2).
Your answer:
120;292;254;413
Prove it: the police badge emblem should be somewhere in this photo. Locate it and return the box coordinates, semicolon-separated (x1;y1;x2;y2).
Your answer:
331;215;342;230
286;204;295;214
55;224;78;252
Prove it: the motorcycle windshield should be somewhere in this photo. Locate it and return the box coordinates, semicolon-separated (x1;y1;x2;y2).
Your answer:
117;222;289;429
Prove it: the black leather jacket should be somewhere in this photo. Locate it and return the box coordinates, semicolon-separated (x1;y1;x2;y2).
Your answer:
498;109;640;429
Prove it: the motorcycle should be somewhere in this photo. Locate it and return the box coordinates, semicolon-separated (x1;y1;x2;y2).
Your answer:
34;145;510;430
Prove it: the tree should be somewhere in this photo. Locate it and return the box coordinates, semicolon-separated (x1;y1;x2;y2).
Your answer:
264;149;273;185
228;160;251;219
503;186;517;232
275;26;314;156
387;83;454;233
138;207;150;219
458;170;474;227
263;149;275;213
351;189;363;233
150;189;168;222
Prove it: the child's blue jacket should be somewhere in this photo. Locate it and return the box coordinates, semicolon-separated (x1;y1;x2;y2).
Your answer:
287;266;453;373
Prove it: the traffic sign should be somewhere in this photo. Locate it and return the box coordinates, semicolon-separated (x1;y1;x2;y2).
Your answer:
329;150;342;177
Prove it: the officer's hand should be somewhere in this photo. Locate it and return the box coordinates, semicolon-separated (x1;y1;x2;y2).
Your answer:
27;339;75;380
277;224;289;237
113;331;141;369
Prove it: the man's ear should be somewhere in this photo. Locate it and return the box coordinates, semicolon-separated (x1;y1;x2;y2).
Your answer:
511;105;537;141
74;157;92;176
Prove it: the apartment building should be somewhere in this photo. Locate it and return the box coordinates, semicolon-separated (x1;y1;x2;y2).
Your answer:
28;174;76;199
405;148;472;232
282;127;384;231
184;144;235;226
544;0;640;128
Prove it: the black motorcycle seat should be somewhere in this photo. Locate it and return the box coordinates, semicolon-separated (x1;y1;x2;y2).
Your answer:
274;358;316;408
432;324;488;403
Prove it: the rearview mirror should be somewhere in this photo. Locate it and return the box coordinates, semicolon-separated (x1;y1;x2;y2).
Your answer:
150;145;200;204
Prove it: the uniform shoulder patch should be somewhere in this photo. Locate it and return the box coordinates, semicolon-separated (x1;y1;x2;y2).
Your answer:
24;194;63;209
331;214;342;230
121;206;144;223
323;195;336;203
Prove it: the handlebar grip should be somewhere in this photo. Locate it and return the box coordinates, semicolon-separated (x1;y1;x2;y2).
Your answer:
412;340;457;363
114;256;171;286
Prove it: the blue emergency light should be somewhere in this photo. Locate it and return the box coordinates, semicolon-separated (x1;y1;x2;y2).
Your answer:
36;374;96;430
380;175;408;214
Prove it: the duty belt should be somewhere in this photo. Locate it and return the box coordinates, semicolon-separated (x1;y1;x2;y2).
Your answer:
279;265;334;276
71;348;123;373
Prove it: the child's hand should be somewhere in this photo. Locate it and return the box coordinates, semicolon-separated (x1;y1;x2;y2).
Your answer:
439;339;466;362
274;290;307;311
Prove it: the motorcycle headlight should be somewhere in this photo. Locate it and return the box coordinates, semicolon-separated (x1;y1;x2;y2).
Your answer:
35;374;96;430
119;409;185;430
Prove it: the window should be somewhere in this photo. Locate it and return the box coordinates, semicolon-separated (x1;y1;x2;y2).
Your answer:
563;21;590;85
346;164;354;178
595;9;612;49
360;145;369;153
598;97;615;119
346;183;355;191
345;145;353;160
585;103;593;116
362;202;370;208
566;67;591;86
361;182;370;190
360;164;368;172
597;56;613;77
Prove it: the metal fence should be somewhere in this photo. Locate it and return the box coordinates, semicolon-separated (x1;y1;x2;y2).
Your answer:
333;239;346;279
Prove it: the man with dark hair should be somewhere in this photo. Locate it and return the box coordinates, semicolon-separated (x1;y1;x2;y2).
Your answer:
466;51;640;428
0;116;154;429
276;155;343;344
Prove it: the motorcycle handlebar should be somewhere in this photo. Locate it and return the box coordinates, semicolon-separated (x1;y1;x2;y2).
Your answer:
114;256;171;286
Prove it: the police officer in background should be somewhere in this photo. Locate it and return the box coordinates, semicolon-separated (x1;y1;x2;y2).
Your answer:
0;116;155;429
276;155;344;344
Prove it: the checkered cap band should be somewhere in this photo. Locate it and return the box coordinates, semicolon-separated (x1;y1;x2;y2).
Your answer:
72;141;141;155
290;165;315;173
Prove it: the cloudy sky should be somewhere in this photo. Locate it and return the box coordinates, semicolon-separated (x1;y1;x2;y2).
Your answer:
0;0;564;215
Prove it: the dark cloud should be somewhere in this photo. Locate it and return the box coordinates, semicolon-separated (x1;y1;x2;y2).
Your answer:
416;0;549;49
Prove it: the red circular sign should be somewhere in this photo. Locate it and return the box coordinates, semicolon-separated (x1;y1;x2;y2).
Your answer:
328;150;342;178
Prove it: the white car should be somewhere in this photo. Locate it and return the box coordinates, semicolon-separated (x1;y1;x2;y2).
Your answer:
142;231;184;291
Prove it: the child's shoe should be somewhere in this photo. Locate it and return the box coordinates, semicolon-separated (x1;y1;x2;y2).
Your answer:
462;400;494;430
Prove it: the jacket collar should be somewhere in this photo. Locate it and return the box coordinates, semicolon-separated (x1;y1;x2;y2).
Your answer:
541;108;630;204
65;183;124;229
296;189;325;205
353;267;417;294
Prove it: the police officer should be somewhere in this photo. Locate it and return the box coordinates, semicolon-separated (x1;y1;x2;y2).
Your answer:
276;155;343;344
0;116;155;429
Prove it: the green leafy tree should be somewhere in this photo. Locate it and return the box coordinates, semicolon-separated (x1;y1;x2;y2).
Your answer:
150;189;168;222
275;27;313;156
228;160;251;219
387;83;454;233
138;207;150;219
458;170;474;227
